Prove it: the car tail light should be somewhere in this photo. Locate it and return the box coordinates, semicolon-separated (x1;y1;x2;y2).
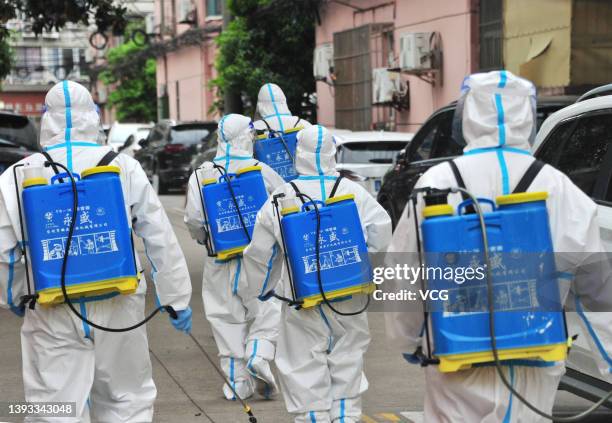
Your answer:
164;143;186;153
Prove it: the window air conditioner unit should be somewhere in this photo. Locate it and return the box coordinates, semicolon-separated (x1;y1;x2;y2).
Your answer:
145;14;156;35
178;0;197;25
399;32;434;71
313;43;334;81
372;68;402;104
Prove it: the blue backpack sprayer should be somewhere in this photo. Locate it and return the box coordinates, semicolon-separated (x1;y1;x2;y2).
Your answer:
14;152;259;422
194;163;268;261
253;118;303;182
12;151;179;327
411;159;612;421
266;177;374;315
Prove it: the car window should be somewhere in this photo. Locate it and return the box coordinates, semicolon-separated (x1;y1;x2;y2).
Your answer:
536;106;563;131
539;112;612;198
0;114;38;151
337;141;407;164
431;110;463;158
202;129;218;148
148;128;164;144
410;122;437;161
170;126;211;145
409;110;457;162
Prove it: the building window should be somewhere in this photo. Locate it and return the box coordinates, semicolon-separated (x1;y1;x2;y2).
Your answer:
47;48;85;79
14;47;41;72
207;0;222;17
479;0;503;70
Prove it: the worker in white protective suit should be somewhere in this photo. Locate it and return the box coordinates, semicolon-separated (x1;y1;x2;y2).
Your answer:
253;83;312;133
385;70;612;422
243;125;392;423
0;81;192;423
184;114;285;400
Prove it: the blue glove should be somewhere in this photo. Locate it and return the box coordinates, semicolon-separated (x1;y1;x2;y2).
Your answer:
170;307;192;334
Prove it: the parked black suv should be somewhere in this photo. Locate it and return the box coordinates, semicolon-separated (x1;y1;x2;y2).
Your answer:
0;112;39;175
135;121;216;194
377;97;576;227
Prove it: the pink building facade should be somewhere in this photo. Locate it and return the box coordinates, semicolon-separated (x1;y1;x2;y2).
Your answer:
155;0;222;122
315;0;479;132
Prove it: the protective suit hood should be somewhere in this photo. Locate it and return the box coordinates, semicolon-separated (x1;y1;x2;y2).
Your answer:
458;71;536;153
256;83;291;121
215;114;254;158
40;80;100;148
295;125;338;177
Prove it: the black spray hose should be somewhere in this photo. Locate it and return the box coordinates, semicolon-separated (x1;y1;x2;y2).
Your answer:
274;130;295;163
451;186;612;422
256;120;295;163
298;191;370;316
212;163;252;243
45;160;178;332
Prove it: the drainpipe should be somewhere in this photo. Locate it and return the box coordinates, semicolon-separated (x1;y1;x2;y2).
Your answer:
159;0;170;120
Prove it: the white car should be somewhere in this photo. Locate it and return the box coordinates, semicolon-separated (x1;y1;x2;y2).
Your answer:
107;122;153;152
533;94;612;403
118;127;153;157
335;131;413;197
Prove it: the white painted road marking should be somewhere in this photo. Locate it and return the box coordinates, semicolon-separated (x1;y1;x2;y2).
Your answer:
400;411;424;423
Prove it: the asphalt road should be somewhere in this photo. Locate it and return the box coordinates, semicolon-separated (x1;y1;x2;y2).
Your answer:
0;194;610;422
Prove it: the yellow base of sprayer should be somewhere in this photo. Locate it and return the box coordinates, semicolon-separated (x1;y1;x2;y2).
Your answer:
300;282;375;309
437;340;570;373
37;276;139;305
216;245;248;261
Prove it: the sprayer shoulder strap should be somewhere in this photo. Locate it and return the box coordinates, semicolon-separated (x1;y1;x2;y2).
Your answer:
447;160;469;201
97;150;119;167
512;159;545;194
40;151;61;176
262;119;273;132
289;181;305;204
329;176;344;198
293;117;301;128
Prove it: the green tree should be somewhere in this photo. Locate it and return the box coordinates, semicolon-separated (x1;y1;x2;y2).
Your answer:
100;40;156;122
0;37;12;81
212;0;321;119
0;1;127;38
0;0;128;79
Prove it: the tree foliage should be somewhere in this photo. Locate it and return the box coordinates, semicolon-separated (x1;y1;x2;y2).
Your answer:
0;36;12;80
0;0;127;38
0;0;128;79
212;0;321;118
100;38;156;122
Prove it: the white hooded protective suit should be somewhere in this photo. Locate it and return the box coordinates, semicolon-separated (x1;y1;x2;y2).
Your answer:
0;81;192;422
184;114;285;400
253;83;312;133
385;71;612;422
243;125;392;422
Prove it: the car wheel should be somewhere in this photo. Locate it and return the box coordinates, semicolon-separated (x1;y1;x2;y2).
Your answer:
152;174;169;195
